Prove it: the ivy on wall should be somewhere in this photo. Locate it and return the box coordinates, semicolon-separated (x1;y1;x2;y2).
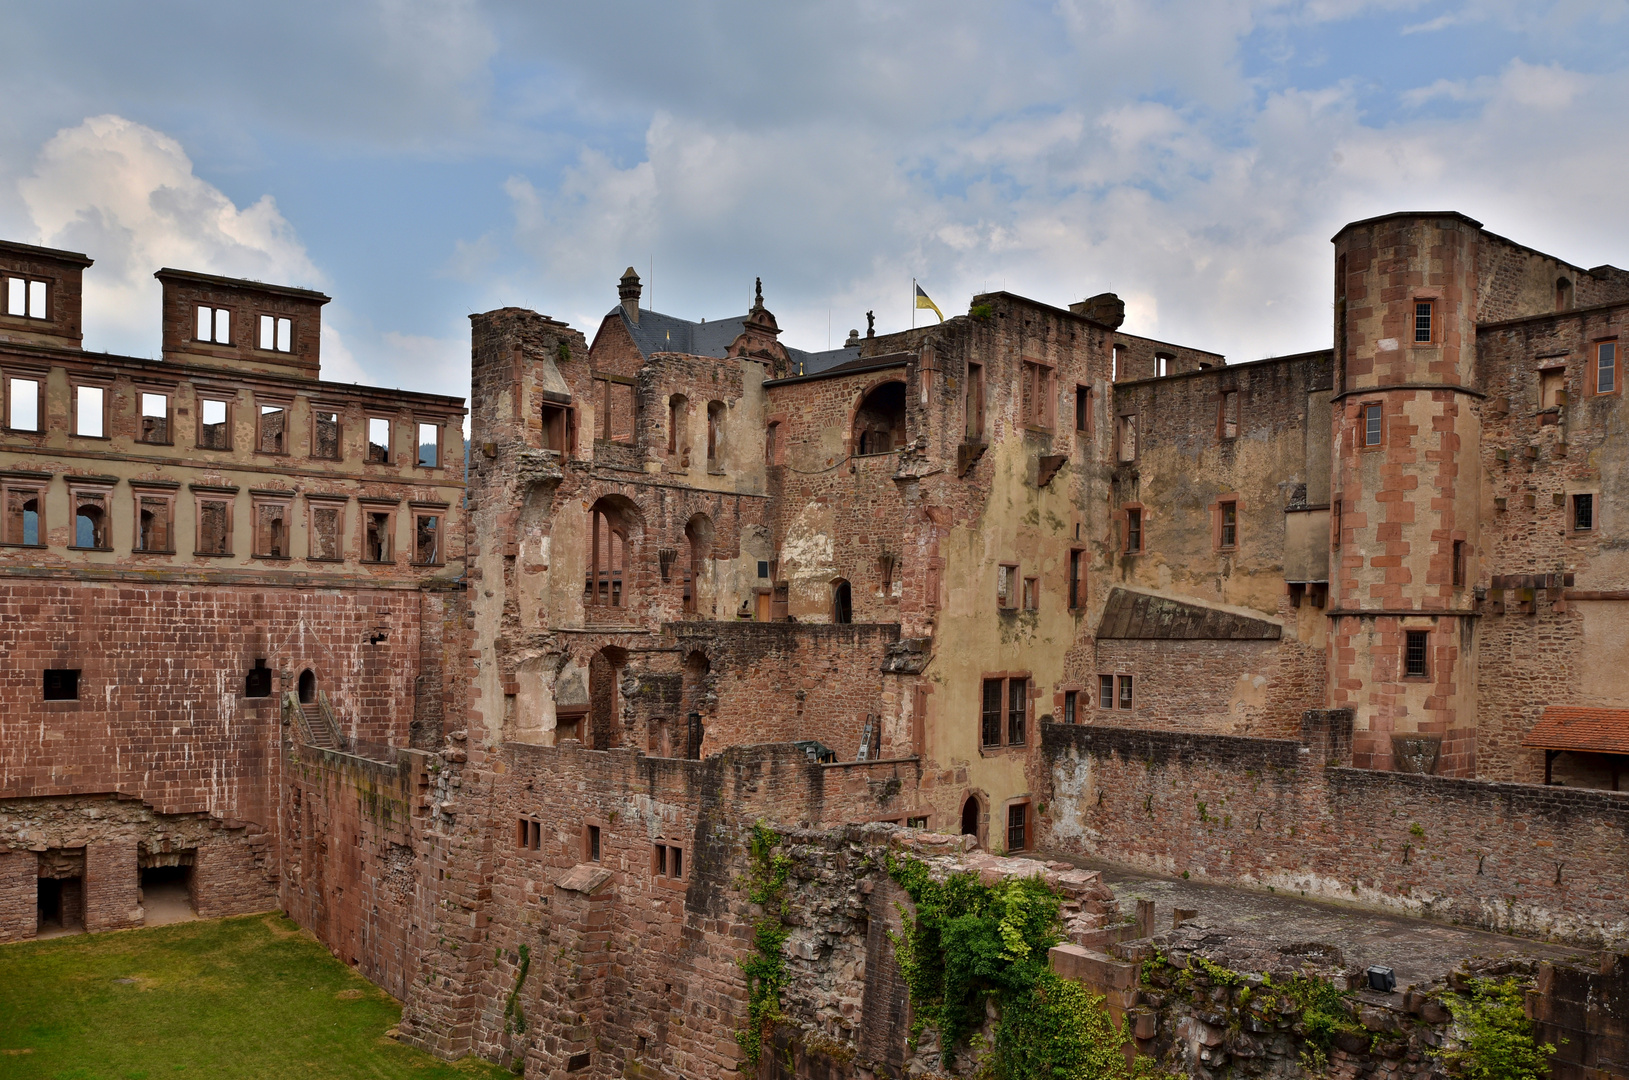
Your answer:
735;821;793;1069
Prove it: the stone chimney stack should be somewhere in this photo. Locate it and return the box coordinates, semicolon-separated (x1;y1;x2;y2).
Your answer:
1069;292;1126;330
619;267;642;325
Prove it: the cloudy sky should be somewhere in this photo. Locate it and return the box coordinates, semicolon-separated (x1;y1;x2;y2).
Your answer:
1;0;1626;400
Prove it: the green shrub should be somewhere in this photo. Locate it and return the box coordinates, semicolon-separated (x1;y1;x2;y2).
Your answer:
1439;977;1555;1080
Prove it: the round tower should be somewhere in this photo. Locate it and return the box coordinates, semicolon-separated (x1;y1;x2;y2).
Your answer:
1329;212;1483;776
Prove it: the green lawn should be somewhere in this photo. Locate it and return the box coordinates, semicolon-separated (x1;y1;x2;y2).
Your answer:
0;913;513;1080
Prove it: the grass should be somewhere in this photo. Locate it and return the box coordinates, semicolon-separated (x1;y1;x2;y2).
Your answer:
0;913;512;1080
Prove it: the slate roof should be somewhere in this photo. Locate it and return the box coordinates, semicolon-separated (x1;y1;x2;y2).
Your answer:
610;307;860;376
1095;588;1281;640
1522;707;1629;755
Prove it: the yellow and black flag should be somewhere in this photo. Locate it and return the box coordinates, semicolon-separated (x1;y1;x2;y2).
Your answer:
914;281;944;323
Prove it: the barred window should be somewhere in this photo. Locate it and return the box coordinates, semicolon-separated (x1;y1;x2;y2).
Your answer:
1405;631;1429;678
981;678;1002;748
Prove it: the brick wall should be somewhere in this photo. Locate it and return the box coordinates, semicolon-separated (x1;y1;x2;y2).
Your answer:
0;851;34;941
1043;719;1629;947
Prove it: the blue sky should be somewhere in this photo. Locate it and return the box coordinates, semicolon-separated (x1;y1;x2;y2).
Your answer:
1;0;1626;403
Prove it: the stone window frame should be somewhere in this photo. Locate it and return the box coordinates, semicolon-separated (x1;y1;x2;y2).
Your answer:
764;411;787;467
1121;503;1145;555
70;381;110;440
365;415;394;464
1020;358;1057;431
249;492;294;560
359;499;398;565
666;393;689;457
651;839;687;888
1412;296;1437;345
1450;536;1467;588
410;502;448;566
309;402;343;461
979;671;1032;754
515;817;543;854
540;399;576;456
67;480;115;551
1117;673;1135;710
1403;627;1431;680
195;389;234;452
964;361;986;441
255;312;295;354
1332;495;1343;549
1571;491;1597;535
1594;339;1620;398
1057;683;1084;725
191;485;238;557
5;370;43;433
1217;388;1241;441
1067;547;1086;611
1359;400;1385;451
594;374;639;447
1022;574;1040;612
414;417;444;470
0;475;47;548
1098;673;1115;710
996;561;1019;609
256;397;292;456
581;819;608;864
1213;494;1241;552
194;304;234;345
131;484;178;555
1002;798;1032;854
305;494;347;563
4;273;50;321
136;386;175;446
1114;411;1138;463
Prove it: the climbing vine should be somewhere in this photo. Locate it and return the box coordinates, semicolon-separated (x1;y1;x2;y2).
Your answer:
1438;977;1555;1080
735;821;793;1069
503;943;531;1035
887;852;1143;1079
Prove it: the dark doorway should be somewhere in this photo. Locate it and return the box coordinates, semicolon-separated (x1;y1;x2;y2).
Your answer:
139;864;197;925
686;713;705;761
832;580;853;624
960;796;980;842
37;876;84;935
298;669;316;704
587;648;626;751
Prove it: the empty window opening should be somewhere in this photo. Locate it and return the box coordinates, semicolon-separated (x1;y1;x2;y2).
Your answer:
1063;689;1078;725
1068;549;1084;609
1452;540;1467;587
259;404;286;454
1116;414;1136;462
43;668;80;700
139;392;169;444
960;796;980;839
1574;493;1594;532
667;394;687;455
1006;804;1028;852
764;421;779;465
254;503;288;558
1404;630;1429;678
7;276;48;319
1124;508;1143;554
1363;403;1383;447
197;499;231;555
196;305;231;344
654;843;684;880
415;513;441;564
199;398;230;450
587;646;627;751
137;496;172;552
1099;674;1114;709
587;824;602;862
73;497;107;549
1540;368;1566;410
1556;278;1574;312
566;1054;591;1073
1598;342;1618;395
9;377;38;431
1220;390;1239;440
517;819;542;851
138;863;196;924
365;511;393;563
244;659;272;698
297;669;315;704
309;505;341;561
257;314;293;353
1219;500;1237;550
312;409;340;459
832;579;853;624
1022;575;1039;612
682;515;713;615
965;362;986;439
366;417;391;463
1414;300;1433;343
997;563;1017;609
853;381;907;454
541;403;572;453
596;377;636;444
1074;385;1090;434
1112;344;1124;383
1022;362;1056;429
1118;674;1134;710
1156;353;1171;378
5;487;41;546
706;400;724;470
417;422;439;467
76;386;104;437
585;501;631;608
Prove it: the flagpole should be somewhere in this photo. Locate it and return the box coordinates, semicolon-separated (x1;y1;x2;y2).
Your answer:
912;278;916;329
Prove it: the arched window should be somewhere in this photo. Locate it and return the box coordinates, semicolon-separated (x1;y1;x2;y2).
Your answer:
75;504;106;549
586;503;628;608
682;514;713;615
667;394;688;456
853;382;905;455
297;669;316;704
832;578;853;624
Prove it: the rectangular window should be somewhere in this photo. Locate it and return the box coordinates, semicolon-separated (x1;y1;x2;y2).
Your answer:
1063;690;1077;725
416;422;439;468
257;314;293;353
1099;674;1114;709
414;512;442;565
196;305;231;344
8;377;39;431
309;504;342;561
139;392;170;444
966;362;986;439
1022;576;1038;612
75;386;104;437
517;819;542;851
1075;385;1090;433
1007;677;1027;746
364;510;394;563
596;378;637;445
1124;508;1143;554
1452;539;1466;586
1022;361;1055;429
1219;390;1239;440
43;669;79;701
135;495;173;552
253;501;290;558
541;403;572;454
199;398;230;450
1117;674;1134;710
1414;300;1433;343
1068;549;1084;609
1363;403;1383;447
1116;414;1136;462
997;563;1017;608
307;409;339;459
1404;630;1429;678
1156;353;1171;378
1573;493;1594;532
258;404;286;454
3;485;42;546
6;277;48;319
196;498;232;555
1540;368;1565;410
587;824;602;863
367;417;391;464
981;678;1003;748
1219;500;1237;550
1006;804;1027;852
1112;344;1123;382
654;843;685;880
1598;342;1618;395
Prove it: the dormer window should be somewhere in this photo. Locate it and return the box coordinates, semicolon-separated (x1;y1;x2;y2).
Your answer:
257;314;293;353
196;305;231;344
5;277;48;319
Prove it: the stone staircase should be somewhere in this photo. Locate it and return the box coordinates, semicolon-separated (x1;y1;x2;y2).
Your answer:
300;701;336;749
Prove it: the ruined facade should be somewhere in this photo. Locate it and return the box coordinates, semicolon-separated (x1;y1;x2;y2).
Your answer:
4;212;1629;1079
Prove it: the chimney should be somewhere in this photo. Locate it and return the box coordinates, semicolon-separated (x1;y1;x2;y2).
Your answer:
619;267;642;325
1070;292;1125;330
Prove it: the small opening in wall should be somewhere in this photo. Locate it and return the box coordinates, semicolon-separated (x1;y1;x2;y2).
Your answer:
245;659;272;698
587;824;601;862
43;669;79;701
567;1052;591;1072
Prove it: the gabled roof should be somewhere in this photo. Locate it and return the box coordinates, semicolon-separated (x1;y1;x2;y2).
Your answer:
1096;588;1281;640
609;306;860;375
1523;707;1629;755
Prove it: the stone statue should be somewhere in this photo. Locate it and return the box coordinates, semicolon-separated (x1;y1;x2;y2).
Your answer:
865;310;875;337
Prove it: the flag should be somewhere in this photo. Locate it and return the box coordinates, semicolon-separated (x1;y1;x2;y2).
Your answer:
915;282;944;323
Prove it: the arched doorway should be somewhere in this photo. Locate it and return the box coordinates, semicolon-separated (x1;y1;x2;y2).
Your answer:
960;795;981;844
683;514;714;615
297;669;316;704
832;579;853;624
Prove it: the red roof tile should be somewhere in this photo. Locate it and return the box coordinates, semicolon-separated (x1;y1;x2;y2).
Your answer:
1523;707;1629;754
